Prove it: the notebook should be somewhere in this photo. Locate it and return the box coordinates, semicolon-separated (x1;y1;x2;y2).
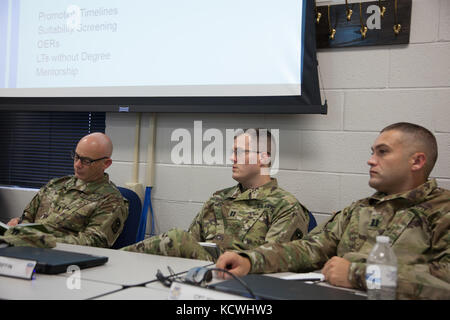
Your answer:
0;246;108;274
209;274;367;300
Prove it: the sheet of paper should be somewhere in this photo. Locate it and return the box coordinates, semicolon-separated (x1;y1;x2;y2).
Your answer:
281;272;324;281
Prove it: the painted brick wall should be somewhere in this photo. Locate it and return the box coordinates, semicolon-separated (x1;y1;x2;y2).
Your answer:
2;1;448;234
105;0;450;234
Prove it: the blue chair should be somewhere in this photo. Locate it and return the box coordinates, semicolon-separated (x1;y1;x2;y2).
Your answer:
307;211;317;232
112;187;143;249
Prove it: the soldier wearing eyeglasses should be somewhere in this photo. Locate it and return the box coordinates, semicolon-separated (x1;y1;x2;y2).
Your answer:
2;133;128;248
121;129;310;261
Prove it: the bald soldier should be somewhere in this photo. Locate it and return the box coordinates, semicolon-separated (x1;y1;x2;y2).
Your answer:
121;129;310;261
2;132;128;248
217;123;450;299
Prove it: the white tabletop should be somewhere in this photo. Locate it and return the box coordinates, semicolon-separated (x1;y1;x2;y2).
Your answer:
0;273;122;300
146;280;172;291
95;286;169;300
1;243;367;300
55;243;214;287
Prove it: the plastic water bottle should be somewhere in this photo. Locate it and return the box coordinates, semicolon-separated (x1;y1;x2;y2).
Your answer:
365;236;397;300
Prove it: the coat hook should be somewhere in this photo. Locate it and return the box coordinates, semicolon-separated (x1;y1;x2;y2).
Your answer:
393;0;401;35
328;5;336;40
379;0;386;18
315;1;322;24
345;0;353;21
359;2;368;39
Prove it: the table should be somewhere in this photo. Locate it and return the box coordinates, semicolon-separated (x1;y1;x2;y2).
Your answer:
0;243;215;299
0;243;367;300
0;274;122;300
55;243;214;287
95;286;169;300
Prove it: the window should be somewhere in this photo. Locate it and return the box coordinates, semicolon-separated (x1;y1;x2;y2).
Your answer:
0;112;105;188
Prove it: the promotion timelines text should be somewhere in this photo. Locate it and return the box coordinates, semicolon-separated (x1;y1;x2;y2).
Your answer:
38;7;119;22
32;6;117;80
11;1;303;92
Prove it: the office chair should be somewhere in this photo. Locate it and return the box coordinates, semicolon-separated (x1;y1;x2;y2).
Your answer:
307;211;317;232
112;187;143;249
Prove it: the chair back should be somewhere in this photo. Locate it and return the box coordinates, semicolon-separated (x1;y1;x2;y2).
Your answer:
112;187;142;249
307;211;317;232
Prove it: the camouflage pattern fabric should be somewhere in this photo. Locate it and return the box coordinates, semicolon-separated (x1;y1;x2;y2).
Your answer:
122;228;214;261
1;174;128;248
0;226;56;248
122;178;310;261
241;179;450;300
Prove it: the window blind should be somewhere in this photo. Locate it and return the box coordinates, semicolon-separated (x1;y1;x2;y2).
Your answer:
0;112;105;188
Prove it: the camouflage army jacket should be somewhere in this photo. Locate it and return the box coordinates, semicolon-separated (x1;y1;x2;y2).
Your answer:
243;179;450;299
188;178;310;253
19;174;128;248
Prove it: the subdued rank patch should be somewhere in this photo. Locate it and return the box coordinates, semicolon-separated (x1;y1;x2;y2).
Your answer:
291;228;303;240
111;218;121;234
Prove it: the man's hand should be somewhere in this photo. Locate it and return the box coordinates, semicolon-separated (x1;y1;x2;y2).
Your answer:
321;256;353;288
216;251;251;278
6;218;20;227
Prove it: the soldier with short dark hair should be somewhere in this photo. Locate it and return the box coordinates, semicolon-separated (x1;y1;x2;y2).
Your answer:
121;129;310;261
216;122;450;299
1;132;128;248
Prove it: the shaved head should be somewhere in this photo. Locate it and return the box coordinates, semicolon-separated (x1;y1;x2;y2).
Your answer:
77;132;113;158
380;122;437;178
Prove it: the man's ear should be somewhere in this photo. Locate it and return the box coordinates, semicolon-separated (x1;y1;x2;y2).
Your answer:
410;152;426;172
259;152;272;176
259;152;271;166
103;158;113;170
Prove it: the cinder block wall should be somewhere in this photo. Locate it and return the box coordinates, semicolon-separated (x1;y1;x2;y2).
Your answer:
2;1;449;235
106;0;450;235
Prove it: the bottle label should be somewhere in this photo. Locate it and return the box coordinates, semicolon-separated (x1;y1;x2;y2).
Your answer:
366;265;381;289
381;265;397;287
366;265;397;289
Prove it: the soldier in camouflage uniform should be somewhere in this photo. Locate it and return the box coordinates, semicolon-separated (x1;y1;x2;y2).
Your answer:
217;123;450;299
0;133;128;248
121;129;310;261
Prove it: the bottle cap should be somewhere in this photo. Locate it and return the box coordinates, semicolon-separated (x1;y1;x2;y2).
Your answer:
376;236;390;244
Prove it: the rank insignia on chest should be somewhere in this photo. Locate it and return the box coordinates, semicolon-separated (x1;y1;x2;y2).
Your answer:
370;218;380;228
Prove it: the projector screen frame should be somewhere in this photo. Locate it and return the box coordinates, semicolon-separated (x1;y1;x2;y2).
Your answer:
0;0;326;114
